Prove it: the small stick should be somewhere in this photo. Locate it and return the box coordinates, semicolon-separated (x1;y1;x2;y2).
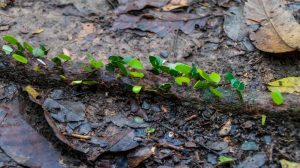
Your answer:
63;133;91;140
184;114;198;122
161;123;219;155
157;140;184;151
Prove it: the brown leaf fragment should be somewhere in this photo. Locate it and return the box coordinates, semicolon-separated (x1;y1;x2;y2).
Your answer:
163;0;190;11
0;99;63;168
127;146;155;168
115;0;169;14
244;0;300;53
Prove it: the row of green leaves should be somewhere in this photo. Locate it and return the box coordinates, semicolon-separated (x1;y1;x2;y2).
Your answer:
7;34;288;106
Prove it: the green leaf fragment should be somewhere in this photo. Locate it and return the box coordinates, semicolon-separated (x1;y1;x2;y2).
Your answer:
231;79;245;91
133;116;144;124
32;48;45;57
159;84;172;90
109;55;124;63
23;42;33;53
52;54;72;65
197;69;211;82
130;71;144;78
261;115;266;126
209;87;224;98
128;58;143;69
82;81;98;85
2;45;13;54
175;76;191;86
146;127;155;134
71;80;82;85
12;54;28;64
132;85;142;94
209;72;221;84
149;56;164;68
225;72;235;82
271;91;284;105
175;63;192;75
88;56;103;69
194;80;208;88
3;35;19;45
218;156;235;165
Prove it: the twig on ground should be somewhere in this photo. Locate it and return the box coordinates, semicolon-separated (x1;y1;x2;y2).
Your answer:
63;133;91;140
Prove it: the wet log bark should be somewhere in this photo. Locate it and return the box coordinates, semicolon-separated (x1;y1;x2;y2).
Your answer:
0;54;299;120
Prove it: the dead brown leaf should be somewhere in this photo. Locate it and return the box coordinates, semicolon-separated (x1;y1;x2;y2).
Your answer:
0;99;62;168
115;0;169;14
244;0;300;53
163;0;190;11
112;12;208;37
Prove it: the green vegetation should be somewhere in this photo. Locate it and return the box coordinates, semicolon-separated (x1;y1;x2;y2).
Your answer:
1;34;248;99
262;114;266;126
132;85;142;94
146;127;155;139
271;91;284;105
225;73;245;103
218;155;236;165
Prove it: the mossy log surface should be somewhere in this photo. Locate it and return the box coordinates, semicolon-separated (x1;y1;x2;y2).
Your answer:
1;54;299;120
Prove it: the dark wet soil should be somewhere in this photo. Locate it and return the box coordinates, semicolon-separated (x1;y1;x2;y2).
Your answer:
0;0;300;167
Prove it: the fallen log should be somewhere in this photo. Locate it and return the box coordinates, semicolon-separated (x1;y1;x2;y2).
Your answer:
0;53;299;120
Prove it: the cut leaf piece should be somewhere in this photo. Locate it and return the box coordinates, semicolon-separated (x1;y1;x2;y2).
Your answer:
132;85;142;94
128;58;143;70
82;81;98;85
244;0;300;53
209;72;221;84
25;85;39;99
194;80;208;89
271;91;284;106
225;72;235;82
175;77;190;86
267;77;300;95
32;48;45;58
175;63;192;75
209;87;224;98
23;42;33;53
3;35;18;45
149;56;164;68
130;72;144;78
261;115;266;126
12;54;28;64
71;80;83;85
2;45;13;55
218;155;236;165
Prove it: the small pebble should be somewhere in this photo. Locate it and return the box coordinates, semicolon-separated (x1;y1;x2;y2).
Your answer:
160;50;169;58
151;105;161;112
141;101;150;110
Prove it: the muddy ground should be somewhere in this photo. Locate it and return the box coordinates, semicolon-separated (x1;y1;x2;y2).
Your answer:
0;0;299;168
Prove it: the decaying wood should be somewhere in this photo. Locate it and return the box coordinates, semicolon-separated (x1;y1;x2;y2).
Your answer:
0;54;299;120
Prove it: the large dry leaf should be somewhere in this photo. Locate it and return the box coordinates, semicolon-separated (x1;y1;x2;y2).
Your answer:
112;12;208;37
267;77;300;95
244;0;300;53
0;99;63;168
115;0;169;14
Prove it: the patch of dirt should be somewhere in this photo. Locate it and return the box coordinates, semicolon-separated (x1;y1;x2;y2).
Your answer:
0;0;300;167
